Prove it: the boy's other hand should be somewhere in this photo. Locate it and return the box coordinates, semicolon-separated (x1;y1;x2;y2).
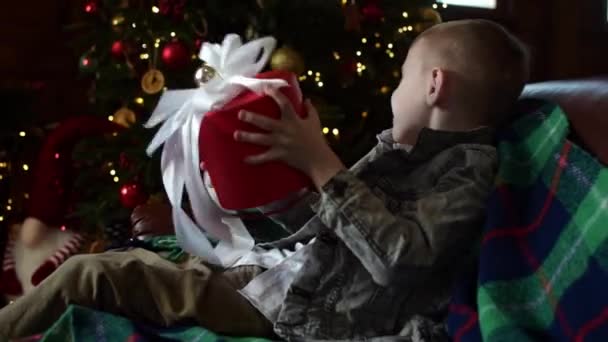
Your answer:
234;88;345;190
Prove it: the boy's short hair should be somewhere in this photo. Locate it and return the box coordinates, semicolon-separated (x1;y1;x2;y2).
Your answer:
416;19;530;125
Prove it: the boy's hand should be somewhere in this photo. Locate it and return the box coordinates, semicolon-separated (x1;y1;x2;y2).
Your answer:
234;88;345;190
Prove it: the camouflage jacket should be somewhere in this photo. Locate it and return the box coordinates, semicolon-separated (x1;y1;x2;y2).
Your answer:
258;128;497;341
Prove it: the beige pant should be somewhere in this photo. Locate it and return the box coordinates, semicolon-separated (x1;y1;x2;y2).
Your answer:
0;248;273;340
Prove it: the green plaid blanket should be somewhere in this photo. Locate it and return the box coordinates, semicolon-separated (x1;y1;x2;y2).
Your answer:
36;305;273;342
448;102;608;341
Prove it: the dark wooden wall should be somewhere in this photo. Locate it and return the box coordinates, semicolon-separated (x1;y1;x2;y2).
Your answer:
0;0;606;122
0;0;88;125
443;0;608;81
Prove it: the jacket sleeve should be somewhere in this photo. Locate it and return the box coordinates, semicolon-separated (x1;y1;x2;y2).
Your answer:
314;148;496;286
264;190;320;233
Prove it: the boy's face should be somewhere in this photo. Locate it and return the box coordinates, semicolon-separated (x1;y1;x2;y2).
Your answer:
390;41;431;143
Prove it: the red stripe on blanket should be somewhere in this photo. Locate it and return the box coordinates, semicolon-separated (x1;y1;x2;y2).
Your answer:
450;304;479;342
483;141;572;244
518;240;574;338
576;307;608;342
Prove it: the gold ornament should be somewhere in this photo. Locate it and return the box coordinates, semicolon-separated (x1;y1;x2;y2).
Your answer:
421;8;442;24
194;64;218;85
141;69;165;94
416;8;442;32
113;107;137;128
270;47;306;75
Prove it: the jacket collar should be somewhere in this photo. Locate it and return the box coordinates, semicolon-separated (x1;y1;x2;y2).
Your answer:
377;126;494;159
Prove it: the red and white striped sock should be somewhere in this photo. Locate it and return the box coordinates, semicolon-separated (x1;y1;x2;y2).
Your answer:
0;239;23;296
30;233;84;286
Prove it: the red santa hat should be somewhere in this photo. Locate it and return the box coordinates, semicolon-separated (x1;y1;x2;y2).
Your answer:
27;115;122;226
0;115;122;296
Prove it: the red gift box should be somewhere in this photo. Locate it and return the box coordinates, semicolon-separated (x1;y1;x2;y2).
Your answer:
199;70;313;210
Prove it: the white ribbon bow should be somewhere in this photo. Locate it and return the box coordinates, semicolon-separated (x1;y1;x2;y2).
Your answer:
144;34;287;266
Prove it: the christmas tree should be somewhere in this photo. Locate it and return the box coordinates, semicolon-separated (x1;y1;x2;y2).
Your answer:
0;0;443;242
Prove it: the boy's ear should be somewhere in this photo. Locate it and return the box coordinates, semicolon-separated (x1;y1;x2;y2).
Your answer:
426;68;446;106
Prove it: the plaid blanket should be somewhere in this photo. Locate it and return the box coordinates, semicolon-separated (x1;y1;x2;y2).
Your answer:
448;102;608;341
30;305;273;342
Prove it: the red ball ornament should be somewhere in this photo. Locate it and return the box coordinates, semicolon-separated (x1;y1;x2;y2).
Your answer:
362;2;384;23
111;40;126;60
84;1;98;14
119;182;149;209
161;40;190;70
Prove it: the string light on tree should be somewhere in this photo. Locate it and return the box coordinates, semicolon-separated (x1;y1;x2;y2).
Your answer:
79;53;98;73
356;62;367;74
323;127;330;134
19;131;26;137
152;6;160;13
112;15;126;27
332;128;340;136
22;164;29;171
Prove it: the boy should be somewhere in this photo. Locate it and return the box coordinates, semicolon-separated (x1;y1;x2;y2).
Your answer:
0;19;529;341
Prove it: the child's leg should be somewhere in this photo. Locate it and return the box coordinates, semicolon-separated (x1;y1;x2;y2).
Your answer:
0;248;272;340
